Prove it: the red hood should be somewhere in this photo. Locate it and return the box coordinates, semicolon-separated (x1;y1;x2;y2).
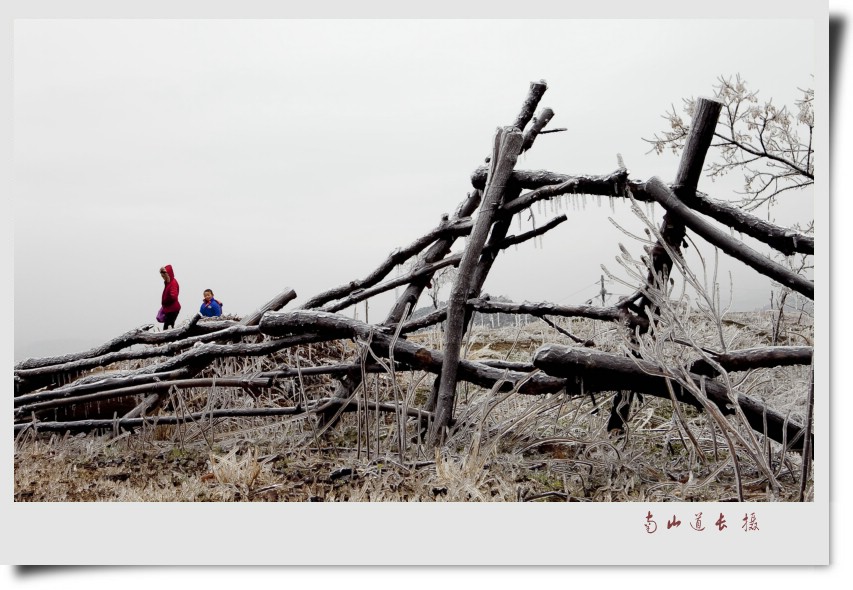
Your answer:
163;264;175;281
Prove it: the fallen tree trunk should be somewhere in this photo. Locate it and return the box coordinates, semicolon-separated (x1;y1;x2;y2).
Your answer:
14;313;203;372
643;176;814;299
239;288;298;326
259;310;568;396
681;192;814;256
15;324;263;387
14;398;436;436
14;362;406;417
688;346;813;377
400;297;646;335
473;167;814;257
533;344;809;453
14;290;297;395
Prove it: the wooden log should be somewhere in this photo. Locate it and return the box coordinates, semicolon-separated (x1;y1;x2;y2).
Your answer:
300;217;473;310
682;191;814;256
473;167;814;257
432;127;526;444
14;313;203;372
512;80;548;131
15;290;292;397
316;193;484;429
471;165;643;195
14;325;158;371
643;176;814;299
503;169;630;216
15;324;263;384
612;97;723;432
688;346;813;377
121;394;163;420
15;292;295;396
320;82;548;428
533;344;809;453
401;297;646;335
675;98;724;189
17;332;323;405
638;98;723;304
15;398;436;435
15;362;402;416
521;107;555;153
258;310;568;396
14;370;190;406
239;288;297;326
124;332;325;377
322;255;463;314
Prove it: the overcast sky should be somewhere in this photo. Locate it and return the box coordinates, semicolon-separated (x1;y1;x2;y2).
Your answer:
13;19;815;360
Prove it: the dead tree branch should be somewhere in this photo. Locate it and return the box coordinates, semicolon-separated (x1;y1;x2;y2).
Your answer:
432;126;525;444
238;288;298;326
688;345;813;377
644;177;814;299
300;217;473;310
14;398;436;436
258;310;568;396
533;344;809;453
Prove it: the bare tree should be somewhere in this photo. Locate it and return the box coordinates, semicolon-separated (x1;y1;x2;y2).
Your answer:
426;266;458;310
645;74;814;213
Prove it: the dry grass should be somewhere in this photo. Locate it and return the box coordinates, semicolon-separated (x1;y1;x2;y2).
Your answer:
14;311;813;503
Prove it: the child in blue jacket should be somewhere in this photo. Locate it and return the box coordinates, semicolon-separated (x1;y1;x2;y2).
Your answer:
200;289;223;317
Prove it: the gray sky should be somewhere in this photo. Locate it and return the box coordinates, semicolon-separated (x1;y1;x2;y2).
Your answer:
13;19;815;360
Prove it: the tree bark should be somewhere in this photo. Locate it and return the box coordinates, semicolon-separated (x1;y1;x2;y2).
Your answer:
431;127;525;445
682;191;814;256
521;107;555;153
14;362;403;417
322;255;463;314
239;287;297;326
688;346;813;377
14;313;203;372
643;176;814;299
15;324;263;384
533;344;809;453
512;80;548;131
400;297;646;334
15;398;435;436
612;97;723;432
473;166;814;257
300;217;473;310
258;310;568;396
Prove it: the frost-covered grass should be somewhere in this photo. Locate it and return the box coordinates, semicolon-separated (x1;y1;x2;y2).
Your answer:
14;309;813;502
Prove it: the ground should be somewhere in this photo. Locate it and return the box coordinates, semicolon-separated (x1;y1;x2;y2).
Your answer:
14;312;813;502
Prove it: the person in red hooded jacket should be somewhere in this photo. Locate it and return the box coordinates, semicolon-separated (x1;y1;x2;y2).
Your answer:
159;264;181;329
